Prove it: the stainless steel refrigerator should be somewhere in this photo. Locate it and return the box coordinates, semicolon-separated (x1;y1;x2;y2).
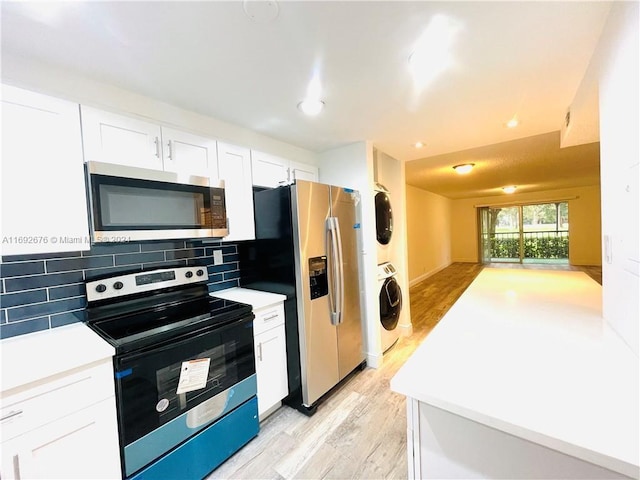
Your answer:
238;180;365;414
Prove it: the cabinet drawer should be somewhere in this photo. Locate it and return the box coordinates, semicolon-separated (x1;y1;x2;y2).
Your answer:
253;303;285;336
1;360;115;442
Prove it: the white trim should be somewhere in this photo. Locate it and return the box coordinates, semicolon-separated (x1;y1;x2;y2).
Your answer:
408;262;451;287
366;351;383;369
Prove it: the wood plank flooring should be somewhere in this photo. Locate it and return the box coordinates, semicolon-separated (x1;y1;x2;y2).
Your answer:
207;262;483;480
206;261;600;479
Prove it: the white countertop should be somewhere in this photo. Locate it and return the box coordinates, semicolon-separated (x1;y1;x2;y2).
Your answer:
391;268;639;479
211;287;286;309
1;322;115;395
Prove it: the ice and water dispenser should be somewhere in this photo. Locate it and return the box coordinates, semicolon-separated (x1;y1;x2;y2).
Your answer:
308;256;328;300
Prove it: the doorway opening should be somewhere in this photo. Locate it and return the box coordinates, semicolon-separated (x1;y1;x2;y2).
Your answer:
479;202;569;264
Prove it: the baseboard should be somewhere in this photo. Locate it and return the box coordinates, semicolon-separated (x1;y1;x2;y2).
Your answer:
398;323;413;337
409;262;451;287
366;351;383;369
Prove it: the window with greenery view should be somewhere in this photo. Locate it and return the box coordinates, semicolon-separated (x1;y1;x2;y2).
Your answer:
479;202;569;264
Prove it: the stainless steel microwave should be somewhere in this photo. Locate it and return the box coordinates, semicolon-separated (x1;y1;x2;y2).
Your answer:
85;161;228;242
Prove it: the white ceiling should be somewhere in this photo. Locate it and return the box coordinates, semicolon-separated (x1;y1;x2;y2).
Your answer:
1;1;610;197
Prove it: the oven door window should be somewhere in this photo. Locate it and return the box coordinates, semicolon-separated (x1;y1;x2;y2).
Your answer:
115;317;254;447
91;174;216;230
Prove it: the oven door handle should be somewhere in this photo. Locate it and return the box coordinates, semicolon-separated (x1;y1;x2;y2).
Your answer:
117;314;254;365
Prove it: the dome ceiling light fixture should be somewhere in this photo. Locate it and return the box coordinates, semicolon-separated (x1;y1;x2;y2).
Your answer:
414;141;425;148
502;185;517;194
452;163;474;174
297;99;325;116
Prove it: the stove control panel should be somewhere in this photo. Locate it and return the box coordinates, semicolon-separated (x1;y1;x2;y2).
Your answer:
87;266;210;302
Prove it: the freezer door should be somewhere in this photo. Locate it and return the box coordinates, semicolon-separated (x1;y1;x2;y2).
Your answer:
330;186;365;380
291;181;339;407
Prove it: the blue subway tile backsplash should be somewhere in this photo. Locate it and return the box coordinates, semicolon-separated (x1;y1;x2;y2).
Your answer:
0;240;240;339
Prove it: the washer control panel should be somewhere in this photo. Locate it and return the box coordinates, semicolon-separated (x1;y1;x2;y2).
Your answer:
377;262;397;280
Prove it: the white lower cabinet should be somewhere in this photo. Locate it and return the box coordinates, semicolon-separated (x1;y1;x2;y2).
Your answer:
1;398;120;480
211;289;288;420
252;302;288;418
0;360;121;480
254;322;288;419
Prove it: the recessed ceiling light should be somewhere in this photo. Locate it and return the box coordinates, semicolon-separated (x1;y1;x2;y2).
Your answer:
414;141;425;148
502;186;517;194
297;99;325;116
506;118;519;128
452;163;474;174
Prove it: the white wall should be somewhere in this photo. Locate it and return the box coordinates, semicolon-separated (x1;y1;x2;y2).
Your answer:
0;53;319;165
449;186;602;266
405;186;452;285
597;1;639;355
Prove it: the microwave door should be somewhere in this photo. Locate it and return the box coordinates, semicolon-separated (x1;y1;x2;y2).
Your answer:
86;161;228;241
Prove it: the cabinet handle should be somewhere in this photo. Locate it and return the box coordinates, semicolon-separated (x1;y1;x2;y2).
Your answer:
167;140;173;160
13;454;21;480
263;313;279;322
1;410;23;422
154;137;161;158
258;342;263;362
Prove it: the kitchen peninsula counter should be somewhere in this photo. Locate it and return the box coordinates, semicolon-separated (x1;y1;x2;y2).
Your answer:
391;268;639;479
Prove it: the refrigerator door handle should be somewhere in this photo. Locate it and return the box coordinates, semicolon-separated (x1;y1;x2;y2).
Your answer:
327;217;344;325
327;217;342;325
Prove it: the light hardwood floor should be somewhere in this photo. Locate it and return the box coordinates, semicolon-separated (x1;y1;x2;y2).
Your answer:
207;262;600;479
207;262;483;480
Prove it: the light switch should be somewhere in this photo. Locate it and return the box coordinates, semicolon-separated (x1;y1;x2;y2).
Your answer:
213;250;223;266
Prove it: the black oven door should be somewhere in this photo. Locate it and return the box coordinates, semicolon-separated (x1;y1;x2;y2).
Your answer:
114;314;255;477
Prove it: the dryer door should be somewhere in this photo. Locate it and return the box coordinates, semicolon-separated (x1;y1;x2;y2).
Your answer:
375;191;393;245
379;277;402;330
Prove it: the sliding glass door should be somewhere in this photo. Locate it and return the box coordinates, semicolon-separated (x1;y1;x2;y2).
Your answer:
479;202;569;264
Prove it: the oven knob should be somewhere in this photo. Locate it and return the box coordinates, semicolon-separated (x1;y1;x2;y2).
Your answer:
185;271;193;278
113;281;124;290
196;269;204;277
95;284;107;293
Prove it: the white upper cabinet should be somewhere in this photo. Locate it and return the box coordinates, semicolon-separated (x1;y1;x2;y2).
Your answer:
217;142;255;242
290;161;319;183
80;106;163;170
81;107;218;178
251;150;318;188
1;85;90;255
161;127;218;178
251;151;289;188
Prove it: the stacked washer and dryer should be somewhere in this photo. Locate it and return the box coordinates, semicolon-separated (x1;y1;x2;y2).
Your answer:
374;183;403;353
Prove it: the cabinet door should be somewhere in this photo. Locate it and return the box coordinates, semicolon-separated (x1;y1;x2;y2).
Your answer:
1;85;90;255
218;142;255;242
254;324;288;418
162;127;218;178
3;398;121;480
290;161;319;182
81;105;163;170
251;151;289;188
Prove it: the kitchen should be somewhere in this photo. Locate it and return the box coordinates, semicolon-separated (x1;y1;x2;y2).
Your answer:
1;1;638;479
